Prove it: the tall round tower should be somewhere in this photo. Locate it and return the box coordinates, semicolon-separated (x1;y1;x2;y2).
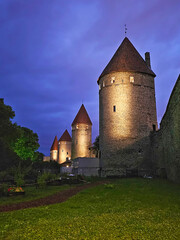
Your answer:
58;129;72;164
71;104;92;159
50;136;58;161
98;37;157;176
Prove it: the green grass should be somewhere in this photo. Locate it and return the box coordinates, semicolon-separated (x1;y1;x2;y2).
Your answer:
0;185;71;206
0;178;180;239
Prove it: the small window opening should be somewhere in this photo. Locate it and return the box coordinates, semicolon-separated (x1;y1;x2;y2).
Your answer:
113;105;116;112
111;77;115;83
103;81;105;87
76;125;79;129
67;152;68;155
62;149;64;152
153;124;156;131
130;76;134;83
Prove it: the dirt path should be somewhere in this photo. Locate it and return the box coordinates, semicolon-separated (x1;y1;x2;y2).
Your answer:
0;181;106;213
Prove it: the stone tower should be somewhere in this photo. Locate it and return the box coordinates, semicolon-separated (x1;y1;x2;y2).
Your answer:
71;104;92;159
50;136;58;161
58;129;72;164
98;37;158;176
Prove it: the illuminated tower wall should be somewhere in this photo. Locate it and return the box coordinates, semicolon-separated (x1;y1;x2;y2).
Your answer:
98;37;157;176
50;136;58;161
71;104;92;159
58;130;72;164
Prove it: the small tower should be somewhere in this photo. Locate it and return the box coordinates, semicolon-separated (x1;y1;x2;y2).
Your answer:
50;136;58;161
58;129;72;164
71;104;92;159
98;37;158;176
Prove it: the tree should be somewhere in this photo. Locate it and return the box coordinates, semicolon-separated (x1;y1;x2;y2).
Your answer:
0;99;18;145
11;127;40;161
0;99;20;170
0;99;42;173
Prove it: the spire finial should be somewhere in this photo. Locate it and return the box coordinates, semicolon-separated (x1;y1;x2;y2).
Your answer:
124;24;127;37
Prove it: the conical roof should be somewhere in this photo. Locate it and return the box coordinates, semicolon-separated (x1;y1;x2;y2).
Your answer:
98;37;155;82
50;136;58;151
59;129;72;142
72;104;92;126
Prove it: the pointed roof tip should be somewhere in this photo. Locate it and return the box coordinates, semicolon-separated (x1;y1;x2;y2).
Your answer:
50;136;58;151
72;104;92;126
59;129;72;142
98;37;156;82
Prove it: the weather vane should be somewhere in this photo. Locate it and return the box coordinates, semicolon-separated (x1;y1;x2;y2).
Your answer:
124;24;127;36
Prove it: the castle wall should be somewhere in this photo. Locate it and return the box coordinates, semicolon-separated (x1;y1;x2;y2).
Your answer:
99;72;157;176
50;150;58;162
151;77;180;182
71;123;92;159
58;141;71;164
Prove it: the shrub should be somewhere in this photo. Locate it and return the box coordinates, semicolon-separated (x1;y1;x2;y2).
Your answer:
0;183;9;196
14;173;25;187
104;183;115;189
37;173;56;188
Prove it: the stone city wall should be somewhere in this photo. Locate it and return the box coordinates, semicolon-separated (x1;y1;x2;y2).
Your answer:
151;76;180;182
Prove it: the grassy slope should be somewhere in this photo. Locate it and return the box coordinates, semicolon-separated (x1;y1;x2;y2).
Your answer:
0;178;180;240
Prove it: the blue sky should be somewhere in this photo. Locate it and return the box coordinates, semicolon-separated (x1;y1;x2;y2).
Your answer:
0;0;180;155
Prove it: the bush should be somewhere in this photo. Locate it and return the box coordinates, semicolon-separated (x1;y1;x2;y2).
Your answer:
14;173;25;187
0;183;9;196
0;171;9;182
104;183;115;189
37;173;56;188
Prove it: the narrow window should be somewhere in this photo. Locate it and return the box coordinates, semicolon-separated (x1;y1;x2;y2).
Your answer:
103;81;105;87
111;77;115;83
62;149;64;152
130;76;134;83
76;125;79;129
113;105;116;112
153;124;156;131
67;152;68;155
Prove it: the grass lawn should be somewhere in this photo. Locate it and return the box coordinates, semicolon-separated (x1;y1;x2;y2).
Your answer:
0;185;71;206
0;178;180;239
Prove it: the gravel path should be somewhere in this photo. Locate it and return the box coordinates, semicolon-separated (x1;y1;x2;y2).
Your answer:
0;181;106;213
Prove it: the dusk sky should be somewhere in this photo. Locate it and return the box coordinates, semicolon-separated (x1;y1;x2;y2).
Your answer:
0;0;180;156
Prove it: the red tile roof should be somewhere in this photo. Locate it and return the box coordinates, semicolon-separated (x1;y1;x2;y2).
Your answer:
59;129;72;142
98;37;155;82
50;136;58;151
72;104;92;126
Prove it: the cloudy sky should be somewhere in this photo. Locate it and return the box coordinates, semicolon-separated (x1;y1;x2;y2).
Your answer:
0;0;180;155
